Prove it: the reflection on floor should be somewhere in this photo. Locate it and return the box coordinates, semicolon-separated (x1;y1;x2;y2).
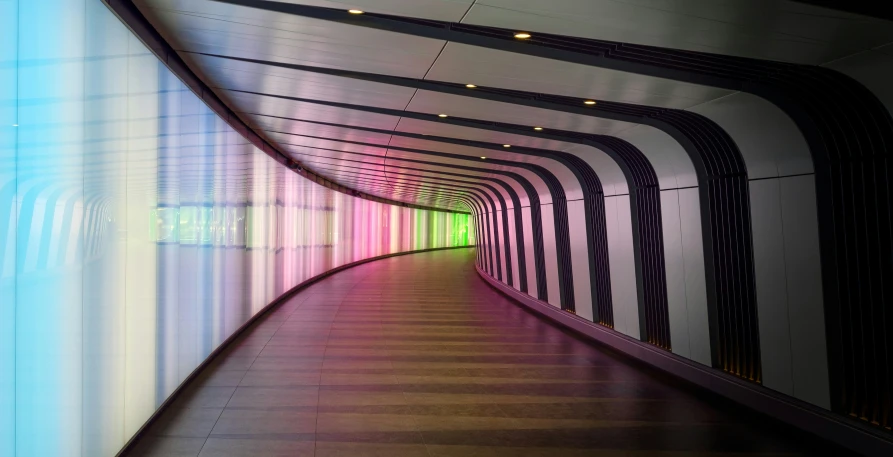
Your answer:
131;248;841;457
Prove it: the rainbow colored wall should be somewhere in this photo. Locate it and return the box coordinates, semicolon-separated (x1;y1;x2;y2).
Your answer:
0;1;472;455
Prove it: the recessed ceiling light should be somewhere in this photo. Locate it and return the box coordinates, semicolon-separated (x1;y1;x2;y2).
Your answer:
584;100;597;105
438;114;449;118
533;126;543;131
480;156;487;159
348;9;364;14
514;32;531;39
465;84;477;88
503;144;511;148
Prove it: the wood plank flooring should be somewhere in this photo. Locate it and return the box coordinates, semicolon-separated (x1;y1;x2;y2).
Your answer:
131;248;844;456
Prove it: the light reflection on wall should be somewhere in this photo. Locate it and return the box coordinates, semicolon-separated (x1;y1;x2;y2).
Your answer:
0;1;473;455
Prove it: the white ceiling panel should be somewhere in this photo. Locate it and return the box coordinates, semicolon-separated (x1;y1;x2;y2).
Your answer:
388;136;534;161
185;54;417;110
383;149;552;203
328;148;537;204
268;132;390;156
386;136;584;199
138;0;446;78
288;158;472;205
405;90;634;136
287;145;495;181
465;0;893;65
394;117;632;194
280;144;390;166
394;118;581;152
249;116;395;144
224;91;403;130
427;43;731;109
134;0;890;212
269;0;475;21
305;156;507;207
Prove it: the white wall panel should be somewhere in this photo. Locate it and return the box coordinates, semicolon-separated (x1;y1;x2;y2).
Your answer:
494;209;508;285
566;199;593;320
486;211;498;277
481;208;488;277
476;213;487;269
746;175;830;407
750;179;795;395
506;209;521;291
605;196;638;338
539;204;561;307
476;215;485;268
489;209;503;281
615;195;639;338
521;207;537;296
677;188;711;366
779;175;830;409
660;190;691;358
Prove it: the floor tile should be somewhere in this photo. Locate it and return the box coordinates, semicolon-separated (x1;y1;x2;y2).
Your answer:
130;437;206;457
147;407;224;438
210;409;317;435
317;412;418;433
135;250;842;457
175;386;236;409
197;437;314;457
315;441;430;457
225;386;319;408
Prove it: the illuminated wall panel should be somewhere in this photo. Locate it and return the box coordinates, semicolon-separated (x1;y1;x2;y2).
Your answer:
0;1;472;455
1;1;17;455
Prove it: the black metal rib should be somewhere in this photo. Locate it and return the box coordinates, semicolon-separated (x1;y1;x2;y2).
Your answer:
203;4;761;378
327;168;508;282
197;52;699;339
252;113;614;320
237;91;571;307
282;142;536;295
293;154;511;285
254;112;672;331
304;155;518;287
790;1;893;21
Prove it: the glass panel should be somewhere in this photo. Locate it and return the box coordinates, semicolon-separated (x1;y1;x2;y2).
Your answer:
0;1;472;455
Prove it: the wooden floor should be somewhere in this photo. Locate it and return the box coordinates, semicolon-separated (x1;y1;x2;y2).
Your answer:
132;248;840;457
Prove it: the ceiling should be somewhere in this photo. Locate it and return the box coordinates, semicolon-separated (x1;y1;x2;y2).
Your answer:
134;0;893;212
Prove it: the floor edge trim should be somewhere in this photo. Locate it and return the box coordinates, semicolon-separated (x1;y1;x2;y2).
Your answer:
475;264;892;457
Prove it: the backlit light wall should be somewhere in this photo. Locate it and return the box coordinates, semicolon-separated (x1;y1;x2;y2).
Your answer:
0;1;472;455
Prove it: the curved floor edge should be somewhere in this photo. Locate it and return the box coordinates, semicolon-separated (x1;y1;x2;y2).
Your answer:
475;264;893;457
116;245;474;456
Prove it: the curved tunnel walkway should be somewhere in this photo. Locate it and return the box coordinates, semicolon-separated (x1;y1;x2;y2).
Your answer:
132;248;840;457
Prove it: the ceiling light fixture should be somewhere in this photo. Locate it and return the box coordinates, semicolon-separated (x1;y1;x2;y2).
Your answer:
514;32;531;39
348;9;364;14
533;126;543;131
584;100;597;105
480;156;487;159
465;84;477;88
438;114;448;118
503;144;511;148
